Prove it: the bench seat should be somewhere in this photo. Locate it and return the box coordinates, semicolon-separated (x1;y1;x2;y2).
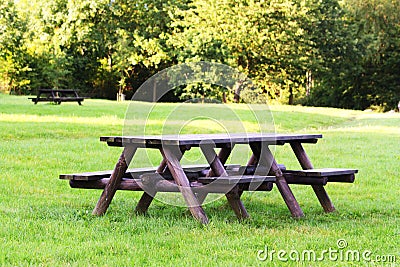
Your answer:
234;166;357;184
197;175;276;185
63;166;357;193
69;175;275;193
283;168;358;183
60;164;240;181
140;173;275;192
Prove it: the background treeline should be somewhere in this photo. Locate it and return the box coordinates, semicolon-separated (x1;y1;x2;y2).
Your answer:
0;0;399;110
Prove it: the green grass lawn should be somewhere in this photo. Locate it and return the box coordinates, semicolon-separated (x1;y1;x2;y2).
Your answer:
1;94;399;266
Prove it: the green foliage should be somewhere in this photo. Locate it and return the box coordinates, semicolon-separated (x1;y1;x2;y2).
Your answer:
168;0;311;103
0;0;30;93
1;0;399;109
305;0;400;111
344;0;400;110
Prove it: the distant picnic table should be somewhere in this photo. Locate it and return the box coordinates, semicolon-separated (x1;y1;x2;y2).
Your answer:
29;89;84;105
60;133;358;224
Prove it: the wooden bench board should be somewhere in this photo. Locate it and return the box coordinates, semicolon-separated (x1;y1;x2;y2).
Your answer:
284;168;358;177
70;177;275;192
60;164;240;181
60;167;157;181
198;175;276;184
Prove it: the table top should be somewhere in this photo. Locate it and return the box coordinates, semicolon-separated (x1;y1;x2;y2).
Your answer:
100;133;322;147
38;89;78;92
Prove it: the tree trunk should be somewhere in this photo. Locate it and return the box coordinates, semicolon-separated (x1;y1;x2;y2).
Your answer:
288;87;294;105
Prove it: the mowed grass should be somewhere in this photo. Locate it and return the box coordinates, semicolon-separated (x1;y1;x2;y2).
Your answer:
0;94;399;266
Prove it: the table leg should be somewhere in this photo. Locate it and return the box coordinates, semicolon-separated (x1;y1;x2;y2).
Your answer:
200;144;249;220
197;144;234;204
161;146;209;224
290;142;336;213
135;159;167;214
135;148;186;214
250;142;304;218
93;146;137;216
134;159;167;214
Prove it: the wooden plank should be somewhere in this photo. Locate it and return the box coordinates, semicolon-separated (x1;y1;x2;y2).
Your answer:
250;141;304;218
201;144;249;220
100;133;322;147
327;174;355;183
60;167;158;181
290;142;336;213
69;178;275;193
92;146;137;216
134;159;167;215
161;146;209;224
284;168;358;177
60;164;229;181
283;173;328;185
238;164;286;175
70;178;143;190
198;175;276;185
197;144;234;204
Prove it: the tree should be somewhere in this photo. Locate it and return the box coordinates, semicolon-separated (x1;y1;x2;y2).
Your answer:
302;0;362;108
168;0;312;104
344;0;400;110
0;0;30;94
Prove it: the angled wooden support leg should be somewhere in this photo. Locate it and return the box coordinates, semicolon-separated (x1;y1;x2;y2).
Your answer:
135;149;187;214
206;144;233;177
161;145;209;224
197;144;234;205
250;142;304;218
290;142;336;213
201;143;249;220
93;146;137;216
247;153;258;166
135;159;167;215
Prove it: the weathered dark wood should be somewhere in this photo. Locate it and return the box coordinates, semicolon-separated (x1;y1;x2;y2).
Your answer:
134;159;168;215
70;178;143;190
92;146;137;216
69;177;275;193
60;167;158;181
29;89;84;105
60;164;221;181
250;142;304;218
283;168;356;183
290;142;336;213
64;132;359;223
100;133;322;147
238;164;286;175
161;145;209;224
327;174;355;183
197;144;235;204
201;144;249;220
284;168;358;177
226;186;248;220
198;175;276;184
247;153;258;166
238;166;355;185
283;174;328;185
134;192;155;214
206;144;233;177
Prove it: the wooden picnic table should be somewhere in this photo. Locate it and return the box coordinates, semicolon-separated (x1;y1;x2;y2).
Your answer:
60;133;357;224
29;89;84;105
